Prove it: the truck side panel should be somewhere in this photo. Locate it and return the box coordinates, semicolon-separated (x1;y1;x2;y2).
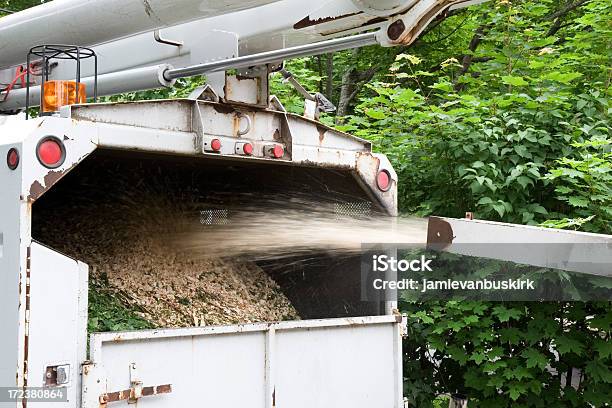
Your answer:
84;316;403;408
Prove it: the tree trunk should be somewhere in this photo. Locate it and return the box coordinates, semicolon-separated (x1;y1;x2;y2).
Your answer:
325;53;334;100
336;50;378;123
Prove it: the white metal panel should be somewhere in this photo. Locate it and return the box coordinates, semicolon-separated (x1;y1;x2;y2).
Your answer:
18;117;97;202
274;323;398;407
28;242;88;407
435;217;612;276
85;316;402;408
0;139;25;408
444;217;612;245
93;332;267;407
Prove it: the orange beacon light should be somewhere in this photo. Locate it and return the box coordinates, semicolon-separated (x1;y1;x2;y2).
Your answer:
25;45;97;118
42;80;86;113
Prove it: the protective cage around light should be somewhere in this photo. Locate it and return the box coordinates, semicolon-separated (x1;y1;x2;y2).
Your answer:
26;45;97;118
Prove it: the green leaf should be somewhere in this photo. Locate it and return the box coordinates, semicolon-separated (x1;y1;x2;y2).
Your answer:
492;202;506;218
413;311;434;324
514;145;532;158
543;71;583;84
500;327;522;344
521;349;548;370
463;145;475;154
447;321;464;332
472;161;485;168
395;53;422;65
517;176;534;189
508;383;527;400
502;75;529;86
493;306;522;322
364;109;386;120
585;360;612;383
471;352;487;365
568;196;589;208
477;197;494;205
595;340;612;359
532;205;548;215
555;337;584;355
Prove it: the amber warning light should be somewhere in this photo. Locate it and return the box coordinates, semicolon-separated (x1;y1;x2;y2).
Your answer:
42;80;86;113
25;45;97;119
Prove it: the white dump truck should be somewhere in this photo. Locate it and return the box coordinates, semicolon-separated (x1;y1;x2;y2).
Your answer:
1;1;609;407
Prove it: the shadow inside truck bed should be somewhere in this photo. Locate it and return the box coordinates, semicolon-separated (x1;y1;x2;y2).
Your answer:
32;149;387;324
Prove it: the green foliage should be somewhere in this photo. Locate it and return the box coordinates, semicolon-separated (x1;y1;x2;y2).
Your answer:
344;75;610;230
402;301;612;406
543;138;612;233
335;1;612;406
88;282;153;333
269;58;324;114
0;0;43;15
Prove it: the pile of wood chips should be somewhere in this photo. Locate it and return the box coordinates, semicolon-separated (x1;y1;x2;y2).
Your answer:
34;185;299;328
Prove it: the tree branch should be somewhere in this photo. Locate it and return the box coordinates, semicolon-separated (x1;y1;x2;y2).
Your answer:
546;0;589;37
454;23;492;91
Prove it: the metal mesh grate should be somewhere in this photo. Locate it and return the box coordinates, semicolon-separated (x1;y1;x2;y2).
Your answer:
200;209;230;225
333;202;372;219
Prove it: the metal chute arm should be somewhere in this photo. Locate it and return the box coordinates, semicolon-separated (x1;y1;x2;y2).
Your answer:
0;0;488;111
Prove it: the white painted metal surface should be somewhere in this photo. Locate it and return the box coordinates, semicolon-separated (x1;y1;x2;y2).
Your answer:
0;0;281;70
433;217;612;277
83;316;403;408
378;0;489;46
27;243;88;408
0;131;25;408
0;99;400;407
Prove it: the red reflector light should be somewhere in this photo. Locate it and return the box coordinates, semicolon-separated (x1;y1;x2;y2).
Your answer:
7;148;19;170
270;145;284;159
243;142;253;156
211;139;222;152
36;136;65;169
376;170;392;192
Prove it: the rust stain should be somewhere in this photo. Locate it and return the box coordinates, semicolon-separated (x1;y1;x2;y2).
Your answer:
426;217;454;250
102;384;172;404
294;11;361;30
316;125;326;143
153;384;172;395
28;167;72;201
22;246;31;408
360;16;387;27
272;387;276;407
43;169;65;187
272;129;281;142
390;5;450;45
141;0;162;23
212;103;235;115
28;180;44;201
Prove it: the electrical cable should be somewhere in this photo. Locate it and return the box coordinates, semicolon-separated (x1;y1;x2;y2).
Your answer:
1;66;28;102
